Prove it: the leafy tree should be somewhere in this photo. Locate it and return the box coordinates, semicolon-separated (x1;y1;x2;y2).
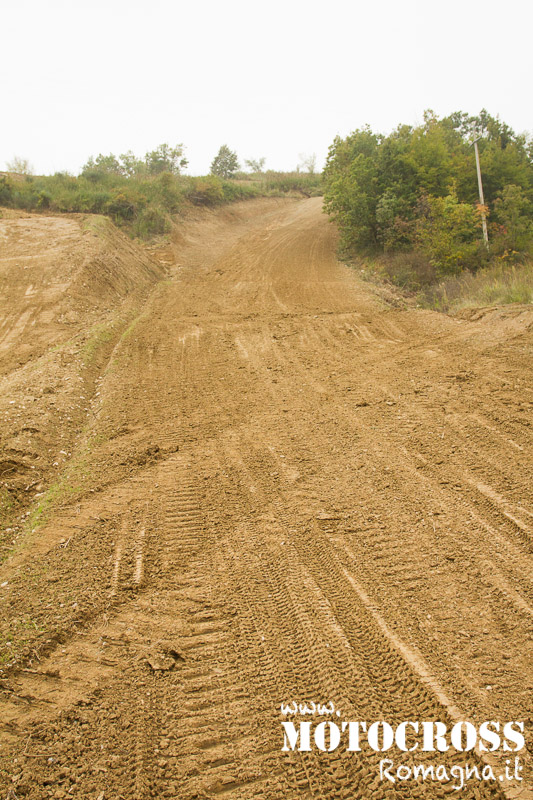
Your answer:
210;145;239;178
375;125;419;206
376;190;413;252
407;116;454;197
323;129;381;251
493;184;532;252
244;157;266;173
6;156;33;175
82;153;123;176
82;146;188;178
145;143;187;175
119;150;146;177
416;192;480;276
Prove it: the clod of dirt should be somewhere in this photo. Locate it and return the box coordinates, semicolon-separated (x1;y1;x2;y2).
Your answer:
145;648;185;672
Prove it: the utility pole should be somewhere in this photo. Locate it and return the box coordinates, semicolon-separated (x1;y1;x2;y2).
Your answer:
472;137;489;249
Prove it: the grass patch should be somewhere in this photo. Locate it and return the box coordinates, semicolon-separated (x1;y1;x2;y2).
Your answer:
81;317;125;367
350;253;533;314
358;252;435;292
419;260;533;311
25;469;85;535
261;171;323;196
0;616;46;665
120;315;142;343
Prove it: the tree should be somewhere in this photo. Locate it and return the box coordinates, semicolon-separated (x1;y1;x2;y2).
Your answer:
375;190;413;252
323;129;381;252
416;192;480;276
210;145;239;178
244;157;266;173
82;153;123;176
493;184;532;252
145;144;188;175
119;150;146;177
6;156;33;175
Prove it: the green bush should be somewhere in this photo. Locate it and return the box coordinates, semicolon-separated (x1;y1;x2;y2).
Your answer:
186;176;225;206
416;193;483;277
132;206;171;238
105;188;147;222
149;172;184;213
0;176;13;205
78;189;112;214
37;191;51;209
220;180;259;202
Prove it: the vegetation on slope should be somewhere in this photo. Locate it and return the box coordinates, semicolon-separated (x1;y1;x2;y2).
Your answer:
323;110;533;305
0;143;322;239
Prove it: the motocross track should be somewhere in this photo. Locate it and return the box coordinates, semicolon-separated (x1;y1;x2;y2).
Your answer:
0;197;532;799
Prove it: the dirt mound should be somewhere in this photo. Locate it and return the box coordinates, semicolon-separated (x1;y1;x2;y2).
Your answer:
0;213;161;376
0;212;163;535
455;303;533;339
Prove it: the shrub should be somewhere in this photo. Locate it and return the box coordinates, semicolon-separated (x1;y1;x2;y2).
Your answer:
105;188;146;222
1;154;328;241
132;206;171;238
415;193;483;277
37;191;51;209
150;172;184;213
220;180;259;202
187;176;225;206
0;176;14;205
492;184;533;254
380;251;435;289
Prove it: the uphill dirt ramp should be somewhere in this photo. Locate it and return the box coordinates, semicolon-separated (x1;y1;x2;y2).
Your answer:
0;212;163;536
0;197;532;799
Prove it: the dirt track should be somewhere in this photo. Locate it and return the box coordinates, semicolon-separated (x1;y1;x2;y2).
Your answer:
1;197;532;799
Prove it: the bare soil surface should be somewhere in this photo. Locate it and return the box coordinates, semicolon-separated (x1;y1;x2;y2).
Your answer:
0;212;163;531
0;198;532;799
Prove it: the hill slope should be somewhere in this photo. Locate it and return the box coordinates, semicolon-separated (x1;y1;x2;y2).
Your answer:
0;198;532;799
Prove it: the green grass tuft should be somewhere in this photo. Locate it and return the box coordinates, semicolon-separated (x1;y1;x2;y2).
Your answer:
419;260;533;311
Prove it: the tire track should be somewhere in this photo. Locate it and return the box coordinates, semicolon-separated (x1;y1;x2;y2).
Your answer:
1;198;532;800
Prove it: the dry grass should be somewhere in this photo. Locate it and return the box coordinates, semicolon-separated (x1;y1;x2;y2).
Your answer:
419;260;533;312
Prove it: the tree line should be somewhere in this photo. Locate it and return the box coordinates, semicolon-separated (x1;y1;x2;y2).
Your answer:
323;110;533;286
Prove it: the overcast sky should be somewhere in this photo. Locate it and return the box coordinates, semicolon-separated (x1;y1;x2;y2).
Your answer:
2;0;531;176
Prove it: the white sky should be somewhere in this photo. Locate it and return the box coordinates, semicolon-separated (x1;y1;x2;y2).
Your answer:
2;0;532;176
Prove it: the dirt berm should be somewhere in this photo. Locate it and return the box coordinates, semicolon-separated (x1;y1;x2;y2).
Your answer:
0;197;532;799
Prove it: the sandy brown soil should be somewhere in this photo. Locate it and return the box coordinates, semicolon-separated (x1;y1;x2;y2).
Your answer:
0;212;163;530
0;198;532;799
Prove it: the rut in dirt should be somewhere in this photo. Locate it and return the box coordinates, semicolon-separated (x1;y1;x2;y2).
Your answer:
0;197;532;799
